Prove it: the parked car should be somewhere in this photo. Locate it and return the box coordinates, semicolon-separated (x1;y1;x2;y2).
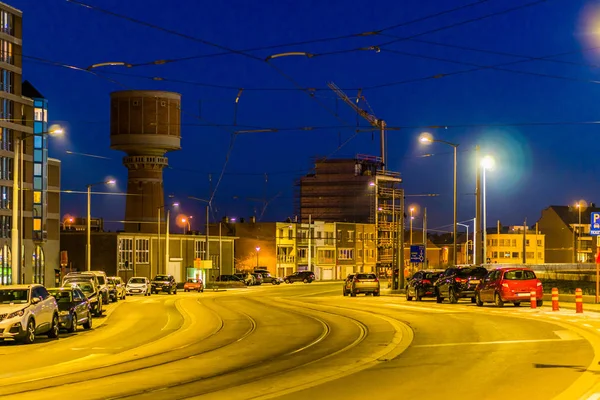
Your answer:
254;270;282;285
106;278;118;303
183;278;204;292
406;271;443;301
48;287;92;332
434;266;488;304
0;284;60;344
63;272;109;305
126;277;151;296
217;274;244;282
345;273;380;296
475;267;543;307
251;273;264;285
109;276;126;300
342;274;355;296
151;274;178;295
63;277;103;317
284;271;315;284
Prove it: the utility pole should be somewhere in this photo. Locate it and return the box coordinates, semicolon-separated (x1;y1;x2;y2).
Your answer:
522;218;527;264
308;214;312;272
475;145;482;264
398;190;405;290
423;207;427;268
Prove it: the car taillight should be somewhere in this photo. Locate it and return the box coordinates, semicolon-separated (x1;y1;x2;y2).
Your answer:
455;278;466;283
354;278;360;283
502;283;509;288
536;281;542;287
422;279;431;284
374;278;379;282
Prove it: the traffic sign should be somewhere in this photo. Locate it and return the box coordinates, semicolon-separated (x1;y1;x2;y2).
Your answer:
592;212;600;236
410;244;425;263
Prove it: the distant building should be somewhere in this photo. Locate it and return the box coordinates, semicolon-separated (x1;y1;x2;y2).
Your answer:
296;154;403;272
60;231;236;284
60;216;104;232
537;205;599;263
484;225;545;265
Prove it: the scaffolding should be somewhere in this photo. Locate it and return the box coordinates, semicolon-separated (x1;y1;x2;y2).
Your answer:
295;154;402;269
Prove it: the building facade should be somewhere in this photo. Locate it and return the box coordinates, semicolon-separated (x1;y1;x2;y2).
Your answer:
537;205;598;263
0;3;61;286
485;227;545;265
60;231;235;285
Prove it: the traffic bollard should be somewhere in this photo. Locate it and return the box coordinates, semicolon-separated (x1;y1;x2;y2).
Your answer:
530;290;537;309
552;287;559;311
575;288;583;313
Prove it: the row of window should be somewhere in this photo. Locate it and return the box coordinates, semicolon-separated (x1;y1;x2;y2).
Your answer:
0;11;14;36
490;252;543;259
0;128;12;151
0;156;12;180
118;239;216;270
0;245;46;286
0;98;13;120
0;69;13;92
278;228;376;241
487;239;543;247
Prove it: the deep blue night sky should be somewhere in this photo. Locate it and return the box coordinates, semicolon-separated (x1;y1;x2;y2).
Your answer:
8;0;600;233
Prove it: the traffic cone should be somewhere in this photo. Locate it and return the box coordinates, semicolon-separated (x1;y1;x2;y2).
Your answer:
552;287;559;311
575;288;583;313
530;290;537;309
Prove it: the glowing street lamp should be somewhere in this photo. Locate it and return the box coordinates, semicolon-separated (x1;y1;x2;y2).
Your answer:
255;246;261;268
419;132;459;265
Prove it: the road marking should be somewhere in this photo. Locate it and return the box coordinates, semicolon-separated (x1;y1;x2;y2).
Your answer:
582;323;593;328
586;393;600;400
412;338;583;348
383;303;452;313
21;354;107;382
554;330;583;340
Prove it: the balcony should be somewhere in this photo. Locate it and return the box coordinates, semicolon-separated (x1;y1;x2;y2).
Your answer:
277;255;295;264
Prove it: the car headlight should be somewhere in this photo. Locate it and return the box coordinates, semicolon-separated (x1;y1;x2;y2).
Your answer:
7;309;24;319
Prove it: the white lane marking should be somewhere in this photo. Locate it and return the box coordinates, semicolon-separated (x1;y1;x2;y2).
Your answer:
582;323;593;328
554;330;583;340
412;338;583;348
383;303;452;313
161;310;172;331
21;354;107;382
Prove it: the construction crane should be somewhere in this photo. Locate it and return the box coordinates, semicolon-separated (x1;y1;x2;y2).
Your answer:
327;81;387;170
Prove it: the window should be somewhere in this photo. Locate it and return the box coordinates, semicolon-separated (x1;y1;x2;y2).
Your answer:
337;230;342;241
0;186;9;209
348;231;354;242
491;239;497;246
0;157;12;180
298;248;307;260
537;240;542;246
358;249;363;258
0;69;12;92
0;215;9;238
526;239;530;246
0;128;11;151
512;252;519;258
511;239;516;247
118;238;133;270
288;229;292;240
338;248;354;260
278;228;283;239
33;219;41;231
135;238;149;264
492;251;498;258
318;249;335;262
32;245;45;285
195;240;206;260
0;11;14;35
538;252;542;259
316;231;321;239
0;98;13;119
526;252;534;259
33;191;41;204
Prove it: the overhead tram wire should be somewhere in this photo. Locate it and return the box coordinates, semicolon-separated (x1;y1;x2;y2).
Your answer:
83;0;494;68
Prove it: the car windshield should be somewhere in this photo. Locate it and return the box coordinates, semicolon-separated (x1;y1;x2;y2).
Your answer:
64;277;93;286
107;278;115;284
457;267;488;278
186;279;199;283
356;273;377;280
424;273;440;280
68;281;94;295
129;278;146;284
96;276;106;285
155;275;169;281
49;290;72;303
503;270;536;280
0;289;28;304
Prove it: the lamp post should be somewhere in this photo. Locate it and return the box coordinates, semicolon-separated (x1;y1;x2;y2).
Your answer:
576;200;584;263
188;196;214;270
11;126;63;284
256;246;260;268
419;133;459;265
157;201;179;276
409;207;415;245
457;222;470;264
481;156;495;265
180;216;191;234
86;179;116;271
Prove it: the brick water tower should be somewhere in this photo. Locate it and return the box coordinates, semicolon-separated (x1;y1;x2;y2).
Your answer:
110;90;181;233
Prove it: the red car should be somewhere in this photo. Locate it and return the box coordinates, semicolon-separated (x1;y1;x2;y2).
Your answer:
183;278;204;292
475;267;543;307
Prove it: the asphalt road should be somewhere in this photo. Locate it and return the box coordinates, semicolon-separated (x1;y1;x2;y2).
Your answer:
1;282;599;400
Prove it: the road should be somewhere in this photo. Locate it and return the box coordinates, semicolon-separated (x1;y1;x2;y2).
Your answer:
1;282;599;400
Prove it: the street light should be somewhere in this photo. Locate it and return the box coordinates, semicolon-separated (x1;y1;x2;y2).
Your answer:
86;179;116;271
188;196;213;269
481;155;495;264
256;246;261;268
180;216;191;234
409;207;415;245
419;132;459;265
11;126;63;284
575;200;586;263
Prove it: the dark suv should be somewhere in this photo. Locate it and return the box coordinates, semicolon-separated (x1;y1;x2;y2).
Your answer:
151;274;178;295
434;266;488;304
284;271;315;284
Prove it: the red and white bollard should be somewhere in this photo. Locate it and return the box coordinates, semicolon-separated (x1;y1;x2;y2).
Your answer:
530;290;537;309
575;288;584;314
552;287;559;311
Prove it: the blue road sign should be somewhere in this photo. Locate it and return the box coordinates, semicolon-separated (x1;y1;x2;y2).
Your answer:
591;212;600;236
410;244;425;263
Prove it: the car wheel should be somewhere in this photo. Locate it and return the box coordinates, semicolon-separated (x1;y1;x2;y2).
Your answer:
537;300;543;307
416;293;422;301
475;292;483;307
350;290;357;297
374;292;380;297
284;279;290;284
23;319;35;344
406;290;413;301
47;314;59;338
67;313;77;333
343;289;348;296
173;289;177;295
95;299;103;317
436;294;443;303
494;292;504;307
513;302;521;307
303;278;308;283
272;281;277;285
448;288;458;304
83;311;92;330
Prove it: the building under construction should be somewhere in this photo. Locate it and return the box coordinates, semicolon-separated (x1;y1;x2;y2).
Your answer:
296;154;403;270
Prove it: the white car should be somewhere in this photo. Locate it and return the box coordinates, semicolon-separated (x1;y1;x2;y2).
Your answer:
0;284;60;344
126;277;151;296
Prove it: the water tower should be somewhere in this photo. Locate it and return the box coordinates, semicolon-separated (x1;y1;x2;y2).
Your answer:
110;90;181;233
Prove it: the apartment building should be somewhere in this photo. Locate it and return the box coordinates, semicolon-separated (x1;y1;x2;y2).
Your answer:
485;226;545;264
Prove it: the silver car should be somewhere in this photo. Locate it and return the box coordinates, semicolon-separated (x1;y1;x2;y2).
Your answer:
348;273;380;297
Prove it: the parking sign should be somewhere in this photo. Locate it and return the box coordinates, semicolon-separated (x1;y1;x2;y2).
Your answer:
591;212;600;236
